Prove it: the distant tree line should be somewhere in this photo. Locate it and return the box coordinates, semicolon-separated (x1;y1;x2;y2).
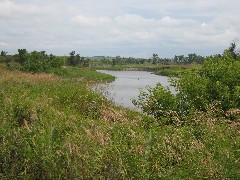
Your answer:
96;53;205;67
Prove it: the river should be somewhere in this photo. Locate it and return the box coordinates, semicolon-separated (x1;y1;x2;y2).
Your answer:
95;70;175;110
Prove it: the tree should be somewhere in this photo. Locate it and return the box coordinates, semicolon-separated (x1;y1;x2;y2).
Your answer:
187;53;197;64
68;51;80;66
48;54;65;68
152;53;159;64
67;51;85;66
68;51;76;66
75;54;81;66
228;41;239;60
139;58;145;64
173;55;185;64
18;49;28;64
1;50;7;56
194;55;205;64
112;59;116;66
115;56;122;65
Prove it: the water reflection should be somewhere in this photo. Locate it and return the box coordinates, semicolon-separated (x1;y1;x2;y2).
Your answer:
95;70;175;110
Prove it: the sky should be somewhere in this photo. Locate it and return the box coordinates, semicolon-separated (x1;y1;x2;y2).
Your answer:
0;0;239;58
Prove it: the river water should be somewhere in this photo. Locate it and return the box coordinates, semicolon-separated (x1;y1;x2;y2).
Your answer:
95;70;175;110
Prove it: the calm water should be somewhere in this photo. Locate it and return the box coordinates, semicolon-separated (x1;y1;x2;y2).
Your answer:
95;70;175;110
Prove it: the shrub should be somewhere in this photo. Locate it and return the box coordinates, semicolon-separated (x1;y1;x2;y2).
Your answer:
133;46;240;121
18;50;65;73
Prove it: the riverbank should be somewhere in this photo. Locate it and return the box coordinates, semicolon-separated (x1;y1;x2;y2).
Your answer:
94;64;192;77
0;64;239;179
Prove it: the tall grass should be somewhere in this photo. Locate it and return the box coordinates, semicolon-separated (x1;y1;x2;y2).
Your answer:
0;64;239;178
46;66;115;82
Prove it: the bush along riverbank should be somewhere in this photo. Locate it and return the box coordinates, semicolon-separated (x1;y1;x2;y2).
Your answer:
0;45;239;179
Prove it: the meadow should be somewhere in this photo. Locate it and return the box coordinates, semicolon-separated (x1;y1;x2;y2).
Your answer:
0;63;239;179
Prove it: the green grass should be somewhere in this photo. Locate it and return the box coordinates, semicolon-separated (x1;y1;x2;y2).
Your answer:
0;64;239;179
94;63;191;76
46;66;115;82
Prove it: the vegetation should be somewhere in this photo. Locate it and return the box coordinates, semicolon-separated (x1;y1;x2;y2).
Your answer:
91;53;201;76
46;66;115;82
1;48;202;77
68;51;90;67
17;50;66;73
93;63;190;77
133;44;240;121
92;53;204;67
0;44;239;178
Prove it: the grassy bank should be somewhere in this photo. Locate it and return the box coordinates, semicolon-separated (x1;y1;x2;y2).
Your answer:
94;64;191;77
46;66;115;82
0;64;239;179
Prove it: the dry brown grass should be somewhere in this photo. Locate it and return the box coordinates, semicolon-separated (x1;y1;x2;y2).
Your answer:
0;64;58;83
99;106;139;126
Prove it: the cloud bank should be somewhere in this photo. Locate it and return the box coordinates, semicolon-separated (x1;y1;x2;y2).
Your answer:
0;0;239;57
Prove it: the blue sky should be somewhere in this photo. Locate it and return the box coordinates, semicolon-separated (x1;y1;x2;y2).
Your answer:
0;0;239;58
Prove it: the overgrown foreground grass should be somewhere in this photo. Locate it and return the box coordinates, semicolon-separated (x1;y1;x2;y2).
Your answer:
0;65;239;179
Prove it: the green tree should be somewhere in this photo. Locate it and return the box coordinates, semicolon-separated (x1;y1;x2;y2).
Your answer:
68;51;84;66
48;54;65;68
152;53;159;64
228;41;239;60
1;50;7;56
187;53;197;64
18;49;28;64
139;58;145;64
68;51;76;66
112;59;116;66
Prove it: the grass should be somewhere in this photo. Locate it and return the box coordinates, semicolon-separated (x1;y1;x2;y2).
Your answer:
94;63;192;77
0;64;239;179
46;66;115;82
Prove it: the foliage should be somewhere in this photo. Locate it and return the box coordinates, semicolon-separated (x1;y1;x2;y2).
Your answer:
17;50;66;73
46;66;115;82
155;66;186;77
173;54;204;64
0;44;239;179
93;53;204;67
132;84;178;123
1;50;7;56
48;54;66;68
134;46;240;121
152;53;159;64
67;51;90;67
0;64;239;179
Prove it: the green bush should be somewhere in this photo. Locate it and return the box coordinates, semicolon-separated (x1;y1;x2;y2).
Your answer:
17;50;65;73
134;47;240;121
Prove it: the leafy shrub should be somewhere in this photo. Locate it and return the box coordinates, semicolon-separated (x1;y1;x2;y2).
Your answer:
134;46;240;121
16;50;66;73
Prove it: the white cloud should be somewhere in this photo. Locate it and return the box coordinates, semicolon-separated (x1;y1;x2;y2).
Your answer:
0;41;10;47
72;15;112;28
0;0;53;18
